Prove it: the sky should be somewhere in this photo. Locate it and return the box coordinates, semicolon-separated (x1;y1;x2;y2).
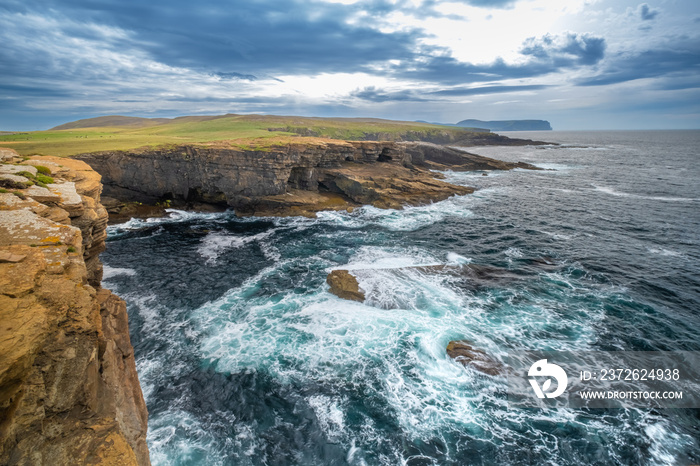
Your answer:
0;0;699;130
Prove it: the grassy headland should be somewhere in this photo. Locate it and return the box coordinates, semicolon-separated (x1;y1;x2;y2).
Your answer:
0;114;492;157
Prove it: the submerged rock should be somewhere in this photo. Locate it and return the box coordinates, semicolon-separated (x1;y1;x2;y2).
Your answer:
446;341;505;376
326;269;365;302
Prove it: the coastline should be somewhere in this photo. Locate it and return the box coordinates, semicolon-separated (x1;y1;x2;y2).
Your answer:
99;129;700;464
74;140;544;221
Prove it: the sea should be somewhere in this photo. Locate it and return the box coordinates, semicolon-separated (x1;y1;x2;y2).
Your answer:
101;130;700;465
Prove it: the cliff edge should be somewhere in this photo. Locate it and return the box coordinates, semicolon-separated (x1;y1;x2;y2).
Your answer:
76;140;540;218
0;149;149;465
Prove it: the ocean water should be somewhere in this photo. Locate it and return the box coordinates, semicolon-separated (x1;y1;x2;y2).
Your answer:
102;130;700;465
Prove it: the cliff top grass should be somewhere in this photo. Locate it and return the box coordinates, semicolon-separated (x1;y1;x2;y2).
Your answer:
0;114;488;157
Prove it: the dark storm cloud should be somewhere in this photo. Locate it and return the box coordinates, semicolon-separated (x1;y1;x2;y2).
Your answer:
520;33;606;66
7;0;421;77
0;84;74;98
0;0;608;106
1;0;697;130
639;3;660;21
2;0;592;87
577;43;700;87
350;87;427;103
392;33;606;84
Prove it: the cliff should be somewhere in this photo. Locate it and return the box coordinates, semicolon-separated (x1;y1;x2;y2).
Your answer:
0;149;149;465
75;140;540;218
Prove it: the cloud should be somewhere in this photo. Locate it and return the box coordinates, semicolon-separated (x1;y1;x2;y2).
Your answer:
349;84;549;103
391;33;606;84
0;1;607;110
577;39;700;87
520;33;606;66
212;72;259;81
456;0;517;7
421;0;517;9
0;0;697;130
350;87;427;102
10;0;422;78
638;3;659;21
428;84;549;97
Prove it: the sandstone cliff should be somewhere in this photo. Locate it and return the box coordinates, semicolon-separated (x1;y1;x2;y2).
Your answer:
0;150;149;465
76;140;539;217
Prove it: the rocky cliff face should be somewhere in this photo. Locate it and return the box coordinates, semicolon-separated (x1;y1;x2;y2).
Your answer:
76;140;538;217
0;150;149;465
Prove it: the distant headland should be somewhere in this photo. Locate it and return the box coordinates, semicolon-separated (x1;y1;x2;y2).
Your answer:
418;119;553;131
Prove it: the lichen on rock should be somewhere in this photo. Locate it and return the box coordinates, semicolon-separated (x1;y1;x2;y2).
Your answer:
0;149;149;465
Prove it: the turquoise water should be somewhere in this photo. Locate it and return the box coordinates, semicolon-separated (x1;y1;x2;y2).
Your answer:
103;130;700;465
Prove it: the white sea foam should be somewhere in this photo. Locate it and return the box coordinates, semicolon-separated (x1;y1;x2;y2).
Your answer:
648;247;685;258
565;145;610;151
645;421;696;466
446;252;471;264
190;241;612;457
299;194;476;232
308;395;346;441
504;247;524;258
538;229;573;240
594;186;700;202
107;209;234;236
102;265;137;279
531;162;577;171
359;199;474;232
148;408;230;466
341;246;442;271
197;230;275;265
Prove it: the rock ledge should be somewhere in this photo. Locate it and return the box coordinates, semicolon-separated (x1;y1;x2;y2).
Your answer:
0;149;149;465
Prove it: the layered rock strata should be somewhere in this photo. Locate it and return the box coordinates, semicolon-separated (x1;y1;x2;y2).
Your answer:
0;150;149;465
76;140;539;218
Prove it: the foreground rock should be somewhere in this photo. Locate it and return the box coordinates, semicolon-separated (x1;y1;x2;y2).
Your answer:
326;270;365;302
0;150;149;465
75;140;540;218
446;341;506;376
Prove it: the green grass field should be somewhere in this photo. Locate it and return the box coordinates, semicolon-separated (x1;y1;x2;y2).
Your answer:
0;114;486;157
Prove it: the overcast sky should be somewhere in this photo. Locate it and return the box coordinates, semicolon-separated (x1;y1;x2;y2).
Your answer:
1;0;699;130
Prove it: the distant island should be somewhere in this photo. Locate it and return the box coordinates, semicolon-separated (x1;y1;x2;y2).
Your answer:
418;119;553;131
456;119;552;131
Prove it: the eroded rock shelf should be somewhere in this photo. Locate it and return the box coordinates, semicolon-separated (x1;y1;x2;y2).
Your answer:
76;140;540;218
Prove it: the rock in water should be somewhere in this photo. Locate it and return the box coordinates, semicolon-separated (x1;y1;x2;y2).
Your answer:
326;270;365;302
446;341;504;376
